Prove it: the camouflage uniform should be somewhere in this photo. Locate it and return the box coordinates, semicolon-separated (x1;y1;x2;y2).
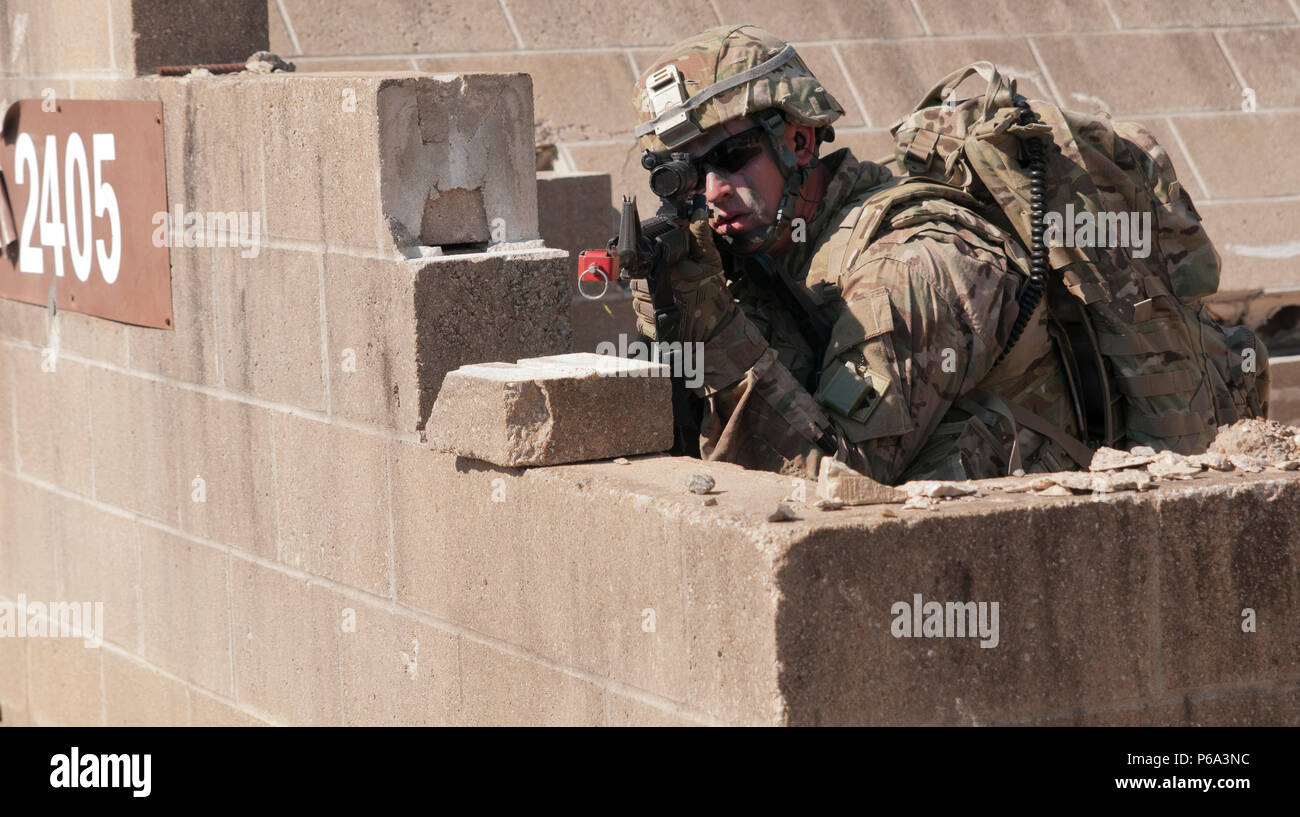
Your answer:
634;25;1081;484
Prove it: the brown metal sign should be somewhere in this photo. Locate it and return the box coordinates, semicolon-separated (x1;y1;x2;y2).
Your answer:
0;99;172;328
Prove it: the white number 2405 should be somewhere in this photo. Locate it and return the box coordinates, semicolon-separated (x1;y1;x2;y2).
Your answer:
12;131;121;284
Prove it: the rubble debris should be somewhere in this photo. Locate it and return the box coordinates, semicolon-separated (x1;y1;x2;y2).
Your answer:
684;474;715;495
880;507;899;517
244;51;295;73
901;495;941;511
767;503;797;522
1188;452;1233;471
1092;470;1154;493
1208;418;1300;462
1130;445;1157;457
900;480;979;498
613;458;630;465
702;496;718;506
1036;485;1073;497
1276;461;1300;472
812;498;844;511
1089;446;1155;471
1146;451;1204;480
816;458;905;505
1228;454;1266;474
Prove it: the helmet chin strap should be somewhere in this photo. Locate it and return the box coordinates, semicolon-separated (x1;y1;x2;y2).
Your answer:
716;110;812;257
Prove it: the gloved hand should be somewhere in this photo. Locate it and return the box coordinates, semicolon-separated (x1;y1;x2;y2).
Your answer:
630;216;737;343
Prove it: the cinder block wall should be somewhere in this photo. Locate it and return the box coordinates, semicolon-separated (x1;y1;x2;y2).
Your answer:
268;0;1300;410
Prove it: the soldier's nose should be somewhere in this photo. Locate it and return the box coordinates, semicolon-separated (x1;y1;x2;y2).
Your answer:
704;169;734;202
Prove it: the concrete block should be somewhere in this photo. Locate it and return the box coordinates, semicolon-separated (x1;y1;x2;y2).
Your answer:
54;311;127;369
836;37;1055;127
291;57;414;72
0;634;29;726
379;74;538;246
412;249;571;426
712;0;922;40
50;496;139;650
606;693;702;726
12;349;93;496
536;171;615;262
568;290;639;354
1107;0;1296;26
415;53;636;144
0;298;47;348
267;1;294;55
914;0;1112;34
26;637;103;726
506;0;717;47
174;390;278;559
279;0;515;54
1032;33;1238;115
230;558;342;726
127;243;222;386
3;0;116;77
1267;354;1300;426
138;525;232;694
213;247;327;411
427;352;673;467
103;652;189;726
260;75;385;249
1174;112;1300;199
565;141;656;215
335;600;460;726
189;689;270;725
1201;200;1300;293
322;254;420;431
88;368;181;524
776;495;1162;725
129;0;268;74
0;476;60;601
1157;483;1300;690
390;444;690;699
1221;28;1300;110
0;346;12;471
159;76;267;227
458;640;604;726
272;415;392;595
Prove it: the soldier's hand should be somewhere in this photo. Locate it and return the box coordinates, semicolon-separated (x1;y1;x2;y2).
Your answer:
630;215;735;343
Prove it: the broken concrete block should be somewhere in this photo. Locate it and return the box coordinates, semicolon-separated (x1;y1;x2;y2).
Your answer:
816;458;905;505
537;171;616;262
900;480;979;498
1147;451;1205;480
426;352;672;466
1090;446;1155;471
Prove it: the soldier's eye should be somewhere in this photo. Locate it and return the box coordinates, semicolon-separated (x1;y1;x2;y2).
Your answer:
699;127;765;174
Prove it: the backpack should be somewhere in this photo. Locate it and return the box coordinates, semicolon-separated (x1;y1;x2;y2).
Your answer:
870;61;1269;455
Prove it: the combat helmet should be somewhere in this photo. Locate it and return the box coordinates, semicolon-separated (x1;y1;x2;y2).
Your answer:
633;24;844;254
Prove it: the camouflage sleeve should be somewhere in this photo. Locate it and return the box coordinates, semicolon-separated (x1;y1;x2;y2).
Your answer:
693;227;1023;484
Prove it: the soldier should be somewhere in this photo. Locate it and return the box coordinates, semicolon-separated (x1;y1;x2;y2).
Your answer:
629;24;1084;484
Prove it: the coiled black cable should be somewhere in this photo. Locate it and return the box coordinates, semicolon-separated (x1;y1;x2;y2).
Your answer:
997;96;1048;363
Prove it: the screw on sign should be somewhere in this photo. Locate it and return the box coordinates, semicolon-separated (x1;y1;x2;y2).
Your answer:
0;99;173;328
